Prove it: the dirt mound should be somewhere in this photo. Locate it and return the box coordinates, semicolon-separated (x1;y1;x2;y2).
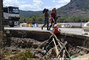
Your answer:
0;35;89;60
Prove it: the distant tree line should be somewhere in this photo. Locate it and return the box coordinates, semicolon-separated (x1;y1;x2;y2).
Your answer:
20;15;89;24
20;15;44;24
57;16;89;23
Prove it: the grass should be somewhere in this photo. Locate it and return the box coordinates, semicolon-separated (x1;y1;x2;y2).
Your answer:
0;31;3;33
10;49;34;60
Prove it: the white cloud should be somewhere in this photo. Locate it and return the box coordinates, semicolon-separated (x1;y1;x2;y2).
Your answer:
19;0;43;11
52;0;70;3
3;0;70;11
3;0;20;7
58;0;70;4
3;0;43;11
52;0;70;9
44;6;52;10
52;0;56;3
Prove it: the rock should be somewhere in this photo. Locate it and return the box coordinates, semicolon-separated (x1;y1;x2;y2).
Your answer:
41;50;47;55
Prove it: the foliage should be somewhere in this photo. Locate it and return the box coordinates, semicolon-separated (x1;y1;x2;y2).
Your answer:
20;10;42;17
10;49;34;60
57;0;89;17
0;31;7;47
19;0;89;23
20;0;89;18
20;15;89;23
20;15;44;23
57;16;89;23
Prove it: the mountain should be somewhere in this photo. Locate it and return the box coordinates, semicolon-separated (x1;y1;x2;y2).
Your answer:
57;0;89;17
20;10;42;17
20;0;89;17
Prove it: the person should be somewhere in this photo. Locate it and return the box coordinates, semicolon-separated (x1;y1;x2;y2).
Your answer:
24;19;26;23
32;18;35;25
50;8;58;28
41;8;49;30
42;24;61;54
53;24;61;36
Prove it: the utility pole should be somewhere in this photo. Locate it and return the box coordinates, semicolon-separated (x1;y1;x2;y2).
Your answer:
0;0;4;40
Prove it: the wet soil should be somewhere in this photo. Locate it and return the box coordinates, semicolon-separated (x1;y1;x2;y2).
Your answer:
0;34;89;60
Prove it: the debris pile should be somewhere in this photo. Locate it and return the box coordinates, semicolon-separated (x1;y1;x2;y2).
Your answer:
1;31;89;60
40;33;71;60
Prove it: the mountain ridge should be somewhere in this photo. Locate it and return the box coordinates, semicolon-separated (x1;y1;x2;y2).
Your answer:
20;10;42;17
57;0;89;17
20;0;89;17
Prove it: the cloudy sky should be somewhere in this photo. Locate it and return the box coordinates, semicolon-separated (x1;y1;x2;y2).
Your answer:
3;0;70;11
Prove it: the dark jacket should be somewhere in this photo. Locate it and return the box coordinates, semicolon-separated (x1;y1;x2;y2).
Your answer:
44;12;49;18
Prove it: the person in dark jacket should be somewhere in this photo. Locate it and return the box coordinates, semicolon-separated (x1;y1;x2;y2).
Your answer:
41;9;49;30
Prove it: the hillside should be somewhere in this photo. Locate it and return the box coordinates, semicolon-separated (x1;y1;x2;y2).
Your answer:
20;0;89;17
57;0;89;17
20;10;42;17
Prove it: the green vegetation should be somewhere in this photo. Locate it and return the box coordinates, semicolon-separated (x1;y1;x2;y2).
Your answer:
0;31;3;45
10;49;34;60
20;0;89;19
20;10;42;17
0;49;34;60
57;16;89;23
20;15;44;23
57;0;89;17
20;15;89;23
19;0;89;23
0;31;3;40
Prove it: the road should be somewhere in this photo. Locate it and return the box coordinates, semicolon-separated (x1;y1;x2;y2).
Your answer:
4;27;89;37
60;28;84;35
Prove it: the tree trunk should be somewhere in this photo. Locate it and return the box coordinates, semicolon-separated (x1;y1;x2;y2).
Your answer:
0;0;4;40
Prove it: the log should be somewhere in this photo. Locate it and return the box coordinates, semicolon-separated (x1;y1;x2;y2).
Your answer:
49;31;63;48
57;41;68;57
53;38;59;56
46;31;70;58
77;46;89;51
63;50;65;58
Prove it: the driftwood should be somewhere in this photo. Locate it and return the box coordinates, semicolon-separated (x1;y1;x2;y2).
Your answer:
63;50;65;59
53;38;59;56
77;46;89;51
50;32;70;58
57;41;67;57
43;31;70;58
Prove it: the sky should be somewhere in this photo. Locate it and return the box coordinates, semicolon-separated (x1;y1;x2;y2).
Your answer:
3;0;70;11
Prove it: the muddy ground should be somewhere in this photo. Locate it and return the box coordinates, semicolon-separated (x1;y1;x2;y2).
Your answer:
0;35;89;60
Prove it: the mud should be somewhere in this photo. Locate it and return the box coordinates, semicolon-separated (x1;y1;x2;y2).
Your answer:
1;36;88;60
1;30;89;60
